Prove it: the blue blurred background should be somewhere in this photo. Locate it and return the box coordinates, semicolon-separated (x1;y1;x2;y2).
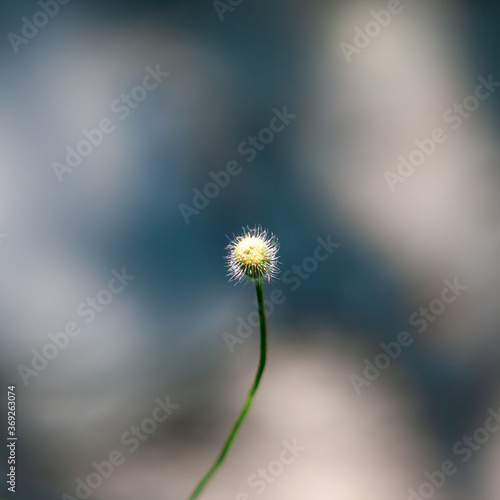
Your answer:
2;1;500;499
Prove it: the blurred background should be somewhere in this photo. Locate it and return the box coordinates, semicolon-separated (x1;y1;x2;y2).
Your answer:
1;0;500;499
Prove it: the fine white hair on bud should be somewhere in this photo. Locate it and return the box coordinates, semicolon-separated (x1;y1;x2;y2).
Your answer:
226;226;279;283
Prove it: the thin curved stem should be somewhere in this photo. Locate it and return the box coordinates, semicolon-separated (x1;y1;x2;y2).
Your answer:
188;280;268;500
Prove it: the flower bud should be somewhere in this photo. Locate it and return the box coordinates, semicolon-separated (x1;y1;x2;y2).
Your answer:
226;226;279;283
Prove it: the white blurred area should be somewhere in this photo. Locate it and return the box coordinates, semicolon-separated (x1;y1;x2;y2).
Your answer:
301;0;500;363
92;335;451;500
0;11;244;494
298;3;500;497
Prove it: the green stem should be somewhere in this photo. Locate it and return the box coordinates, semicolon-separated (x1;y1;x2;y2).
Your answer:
188;280;268;500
